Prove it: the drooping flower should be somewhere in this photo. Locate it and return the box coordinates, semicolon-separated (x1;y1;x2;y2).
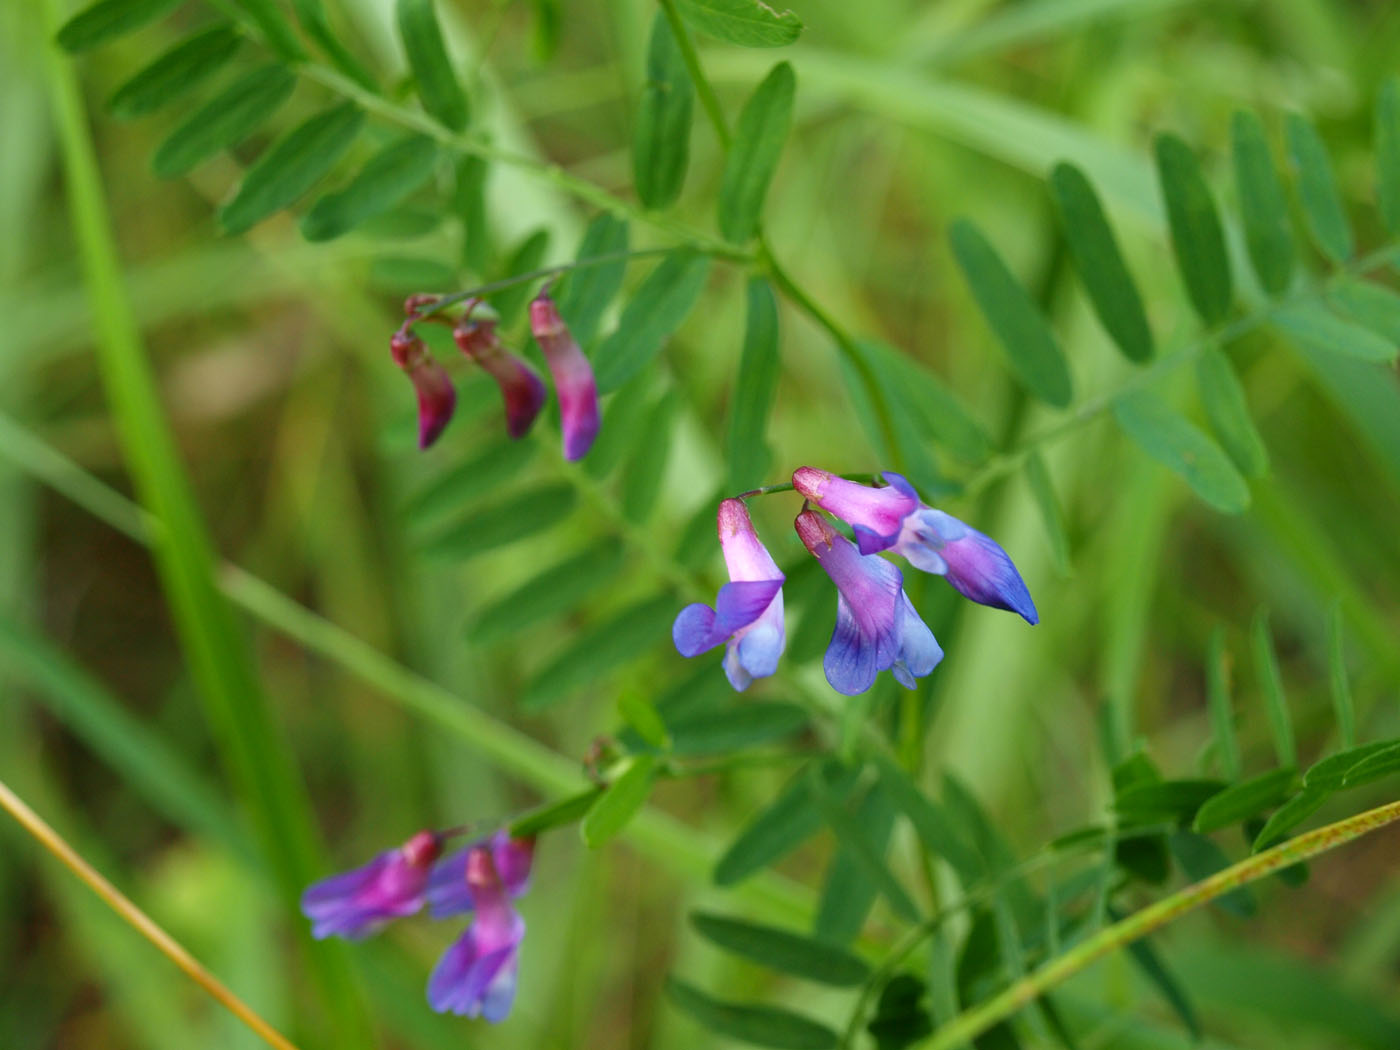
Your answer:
390;329;456;449
673;498;786;691
794;467;1037;625
301;830;441;940
453;313;548;440
426;833;535;918
529;293;601;461
428;845;527;1022
794;508;942;695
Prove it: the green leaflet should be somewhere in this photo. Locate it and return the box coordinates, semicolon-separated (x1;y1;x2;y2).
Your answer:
152;64;297;179
668;702;808;755
1271;301;1398;364
509;788;600;837
618;693;670;750
300;135;439;242
581;754;657;847
56;0;180;51
666;979;837;1050
454;154;492;271
401;440;538;533
673;0;803;48
814;784;903;942
1285;113;1352;263
727;278;781;492
851;339;992;463
396;0;470;131
292;0;377;90
555;215;629;347
1251;609;1297;768
1049;161;1153;362
229;0;305;61
1110;909;1204;1040
714;762;857;886
1114;778;1226;824
1154;132;1232;324
1376;78;1400;234
1195;346;1268;478
417;483;576;558
106;25;243;118
949;218;1072;407
359;204;442;238
1328;280;1400;346
218;102;366;234
593;252;710;392
1252;788;1328;851
468;539;624;644
633;13;694;210
1230;110;1295;296
491;228;551;326
621;390;678;523
522;596;676;710
1204;627;1242;781
1340;742;1400;788
718;62;796;243
1112;391;1250;513
1302;740;1397;791
690;912;869;986
1192;767;1297;833
808;769;920;924
1024;452;1070;574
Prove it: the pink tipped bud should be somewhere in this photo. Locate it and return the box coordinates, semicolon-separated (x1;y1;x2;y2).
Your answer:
530;294;600;461
454;319;548;440
391;327;456;449
794;507;839;554
401;830;442;868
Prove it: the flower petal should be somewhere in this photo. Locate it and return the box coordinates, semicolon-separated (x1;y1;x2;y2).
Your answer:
713;578;785;635
793;468;919;553
891;593;942;687
672;603;727;657
823;595;880;695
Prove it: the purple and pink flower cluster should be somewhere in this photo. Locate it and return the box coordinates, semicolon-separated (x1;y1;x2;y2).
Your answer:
302;830;535;1023
674;469;1037;695
391;292;599;462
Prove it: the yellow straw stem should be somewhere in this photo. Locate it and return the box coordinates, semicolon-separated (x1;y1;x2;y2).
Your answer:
0;778;303;1050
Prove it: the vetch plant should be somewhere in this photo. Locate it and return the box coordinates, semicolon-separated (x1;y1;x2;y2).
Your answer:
7;0;1400;1049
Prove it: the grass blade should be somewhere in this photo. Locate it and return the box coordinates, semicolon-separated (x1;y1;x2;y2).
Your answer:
1204;626;1242;781
1251;609;1297;767
1326;601;1356;749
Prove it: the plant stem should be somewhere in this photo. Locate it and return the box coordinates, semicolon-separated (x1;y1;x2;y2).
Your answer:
917;798;1400;1050
0;779;302;1050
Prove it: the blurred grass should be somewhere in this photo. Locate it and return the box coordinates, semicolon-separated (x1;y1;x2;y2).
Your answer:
4;0;1400;1048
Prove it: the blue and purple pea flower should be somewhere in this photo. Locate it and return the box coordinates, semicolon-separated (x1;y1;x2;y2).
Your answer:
301;829;535;1023
392;291;600;462
673;468;1037;696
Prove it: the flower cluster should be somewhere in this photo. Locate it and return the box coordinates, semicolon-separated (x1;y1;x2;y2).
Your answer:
673;468;1037;696
302;829;534;1022
391;291;600;461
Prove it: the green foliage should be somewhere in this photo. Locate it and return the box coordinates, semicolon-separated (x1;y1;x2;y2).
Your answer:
396;0;469;130
152;64;297;178
727;278;781;491
718;62;796;243
301;134;439;242
1155;132;1233;324
55;0;181;52
1112;391;1250;513
581;754;657;846
691;912;870;985
1231;110;1296;295
593;252;711;391
666;978;837;1049
634;13;694;210
106;25;243;118
673;0;804;48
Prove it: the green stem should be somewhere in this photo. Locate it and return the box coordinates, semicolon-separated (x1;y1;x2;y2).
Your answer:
658;0;732;148
917;798;1400;1050
39;7;370;1042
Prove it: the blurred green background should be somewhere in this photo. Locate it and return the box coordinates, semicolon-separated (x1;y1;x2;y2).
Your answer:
4;0;1400;1047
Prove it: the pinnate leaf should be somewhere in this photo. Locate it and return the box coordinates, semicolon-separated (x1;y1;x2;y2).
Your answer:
1112;391;1250;513
301;135;439;242
56;0;180;52
581;754;657;847
593;252;710;392
153;64;296;179
1193;767;1296;833
107;25;243;118
674;0;803;48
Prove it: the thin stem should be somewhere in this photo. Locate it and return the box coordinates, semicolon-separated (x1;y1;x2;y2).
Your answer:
917;798;1400;1050
658;0;732;148
0;779;302;1050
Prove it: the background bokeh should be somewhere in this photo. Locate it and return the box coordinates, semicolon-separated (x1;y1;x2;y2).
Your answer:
4;0;1400;1047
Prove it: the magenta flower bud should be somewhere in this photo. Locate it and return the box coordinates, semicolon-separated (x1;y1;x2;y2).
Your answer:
426;832;535;918
672;499;786;691
530;294;601;461
390;329;457;449
795;509;942;696
792;467;920;554
428;844;527;1022
300;830;442;940
454;318;548;440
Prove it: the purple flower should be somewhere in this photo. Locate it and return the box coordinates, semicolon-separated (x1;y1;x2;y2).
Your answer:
426;833;535;918
795;467;1037;625
673;498;786;691
792;467;919;554
301;830;441;940
453;315;548;440
428;845;526;1022
795;509;942;696
390;330;456;449
530;294;601;461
